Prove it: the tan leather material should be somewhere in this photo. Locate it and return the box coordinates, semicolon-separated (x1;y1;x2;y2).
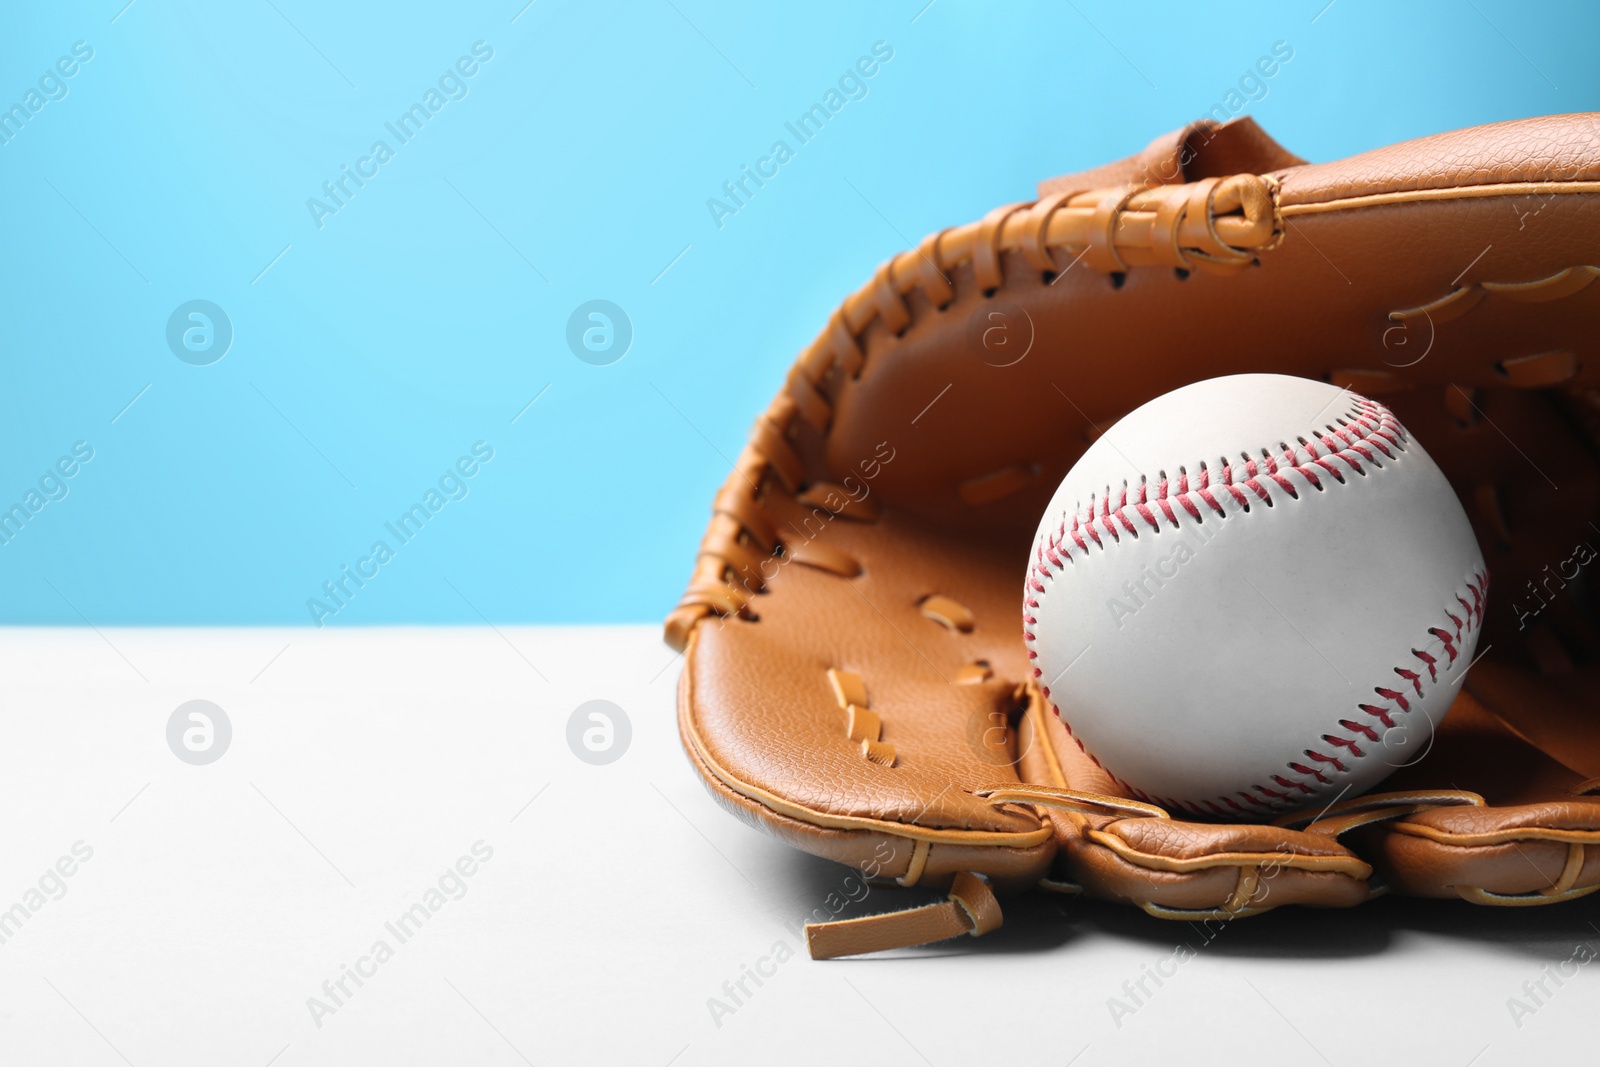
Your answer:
1037;116;1307;197
975;782;1169;821
1273;113;1600;207
1394;814;1600;845
949;869;1005;935
952;661;993;685
1094;820;1370;872
845;705;881;743
1456;883;1599;906
798;482;881;521
860;738;897;767
1179;116;1309;180
1289;790;1484;838
1361;832;1600;899
1063;834;1372;912
668;114;1600;950
826;667;868;709
805;871;1002;959
677;668;1057;894
918;593;976;632
1464;661;1600;779
787;539;862;577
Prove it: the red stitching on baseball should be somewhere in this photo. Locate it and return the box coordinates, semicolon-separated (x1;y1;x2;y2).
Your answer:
1340;719;1380;742
1287;761;1330;784
1373;687;1409;712
1323;735;1364;757
1412;648;1439;682
1305;750;1348;772
1359;702;1397;728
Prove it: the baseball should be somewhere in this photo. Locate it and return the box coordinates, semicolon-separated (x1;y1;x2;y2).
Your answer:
1023;374;1486;818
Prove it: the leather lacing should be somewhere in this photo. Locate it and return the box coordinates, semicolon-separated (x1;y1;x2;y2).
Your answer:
664;174;1285;650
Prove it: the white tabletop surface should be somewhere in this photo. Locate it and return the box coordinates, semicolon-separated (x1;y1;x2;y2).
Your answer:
0;625;1592;1066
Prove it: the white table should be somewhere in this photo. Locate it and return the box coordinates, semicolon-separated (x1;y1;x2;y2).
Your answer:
0;627;1591;1065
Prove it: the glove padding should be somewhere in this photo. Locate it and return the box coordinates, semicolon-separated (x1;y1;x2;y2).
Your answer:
666;114;1600;957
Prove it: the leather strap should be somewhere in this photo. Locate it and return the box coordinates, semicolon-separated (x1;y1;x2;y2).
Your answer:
1274;788;1485;835
976;782;1169;821
805;871;1002;960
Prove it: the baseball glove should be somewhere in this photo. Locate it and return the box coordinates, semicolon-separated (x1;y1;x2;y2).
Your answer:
665;113;1600;959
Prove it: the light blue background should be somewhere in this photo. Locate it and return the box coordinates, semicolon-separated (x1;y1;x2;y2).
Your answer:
1;0;1595;625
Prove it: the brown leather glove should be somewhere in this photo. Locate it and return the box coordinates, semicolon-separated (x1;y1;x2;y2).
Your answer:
665;114;1600;958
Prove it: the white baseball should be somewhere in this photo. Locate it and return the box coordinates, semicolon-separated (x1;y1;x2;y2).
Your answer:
1023;374;1486;818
